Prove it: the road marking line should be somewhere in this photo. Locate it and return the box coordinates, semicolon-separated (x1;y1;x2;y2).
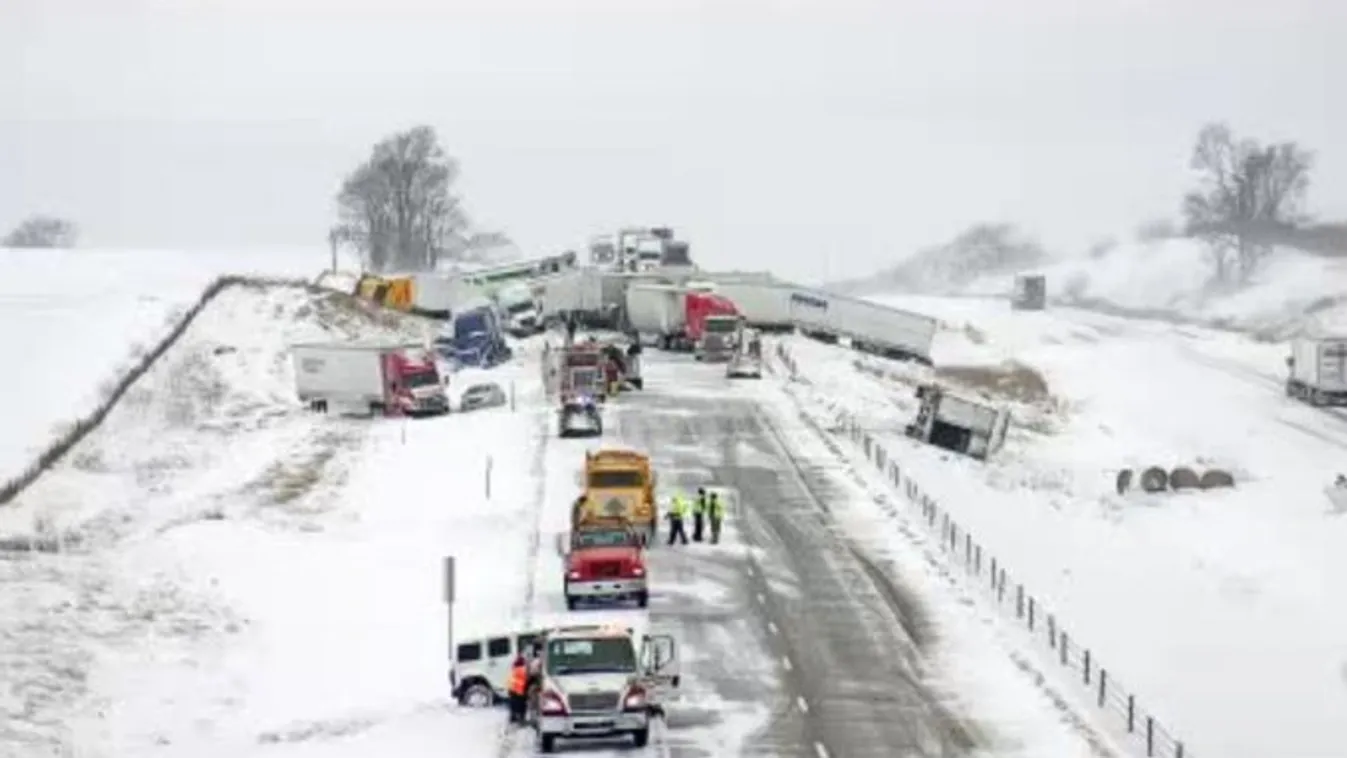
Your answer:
796;696;810;713
813;741;830;758
767;621;778;635
781;656;793;671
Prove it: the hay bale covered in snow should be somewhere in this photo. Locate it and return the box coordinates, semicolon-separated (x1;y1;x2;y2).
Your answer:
1140;466;1170;493
1198;469;1235;489
1169;467;1201;490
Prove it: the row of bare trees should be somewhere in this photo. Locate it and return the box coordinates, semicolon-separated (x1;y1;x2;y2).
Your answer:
331;125;510;273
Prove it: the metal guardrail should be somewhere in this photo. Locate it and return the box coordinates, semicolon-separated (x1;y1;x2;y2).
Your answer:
774;343;1194;758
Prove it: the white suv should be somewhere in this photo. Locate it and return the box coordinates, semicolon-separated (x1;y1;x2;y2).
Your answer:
530;624;679;753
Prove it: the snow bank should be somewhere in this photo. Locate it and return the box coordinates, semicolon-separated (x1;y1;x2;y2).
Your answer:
0;246;329;484
0;282;454;755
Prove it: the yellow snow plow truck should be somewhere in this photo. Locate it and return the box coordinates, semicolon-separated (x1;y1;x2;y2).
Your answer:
575;449;657;543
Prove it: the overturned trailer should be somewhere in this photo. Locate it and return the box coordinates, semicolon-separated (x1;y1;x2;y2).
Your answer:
904;383;1010;461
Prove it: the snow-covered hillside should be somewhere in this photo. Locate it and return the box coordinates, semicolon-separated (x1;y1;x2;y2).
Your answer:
0;247;342;485
0;277;558;756
883;237;1347;340
790;253;1347;758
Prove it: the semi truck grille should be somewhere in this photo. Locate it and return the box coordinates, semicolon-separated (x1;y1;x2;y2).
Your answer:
568;692;621;712
593;561;623;578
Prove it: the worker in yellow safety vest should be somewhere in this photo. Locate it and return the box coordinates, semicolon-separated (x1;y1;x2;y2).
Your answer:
666;492;690;546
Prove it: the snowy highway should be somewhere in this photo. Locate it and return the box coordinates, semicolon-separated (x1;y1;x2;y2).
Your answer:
514;350;1102;757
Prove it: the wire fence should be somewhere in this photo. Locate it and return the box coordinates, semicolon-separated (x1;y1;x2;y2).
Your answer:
774;343;1193;758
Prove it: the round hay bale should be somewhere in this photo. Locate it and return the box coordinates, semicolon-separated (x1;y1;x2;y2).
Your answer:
1199;469;1235;489
1140;466;1170;493
1115;468;1133;495
1169;467;1201;490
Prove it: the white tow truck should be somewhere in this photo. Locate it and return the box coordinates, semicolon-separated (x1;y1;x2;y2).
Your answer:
528;623;680;753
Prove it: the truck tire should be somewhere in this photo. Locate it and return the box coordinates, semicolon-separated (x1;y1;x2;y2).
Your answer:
630;378;643;390
565;595;578;611
540;734;558;753
369;402;386;417
631;727;649;748
635;590;649;608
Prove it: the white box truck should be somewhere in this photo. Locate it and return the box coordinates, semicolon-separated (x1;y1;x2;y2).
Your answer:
1286;337;1347;406
292;341;448;416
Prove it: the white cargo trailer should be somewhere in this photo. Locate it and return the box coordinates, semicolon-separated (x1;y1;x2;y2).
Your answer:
410;273;482;318
713;282;795;333
291;341;448;416
787;289;937;364
1286;337;1347;406
625;284;686;341
540;269;605;321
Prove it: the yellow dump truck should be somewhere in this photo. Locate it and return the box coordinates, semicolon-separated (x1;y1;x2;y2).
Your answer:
574;449;657;542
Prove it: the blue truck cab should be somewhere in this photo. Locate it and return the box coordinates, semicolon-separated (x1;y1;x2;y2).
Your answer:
447;300;513;368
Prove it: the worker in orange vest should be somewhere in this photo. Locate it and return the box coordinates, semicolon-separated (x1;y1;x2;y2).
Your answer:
507;654;528;724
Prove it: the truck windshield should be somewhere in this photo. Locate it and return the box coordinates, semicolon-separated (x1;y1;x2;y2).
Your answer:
547;637;637;675
403;370;440;389
574;529;637;548
453;312;488;340
505;301;534;315
588;469;644;488
565;352;600;367
705;318;737;333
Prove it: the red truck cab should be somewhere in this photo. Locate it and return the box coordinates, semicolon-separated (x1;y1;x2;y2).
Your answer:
382;347;447;415
564;523;648;610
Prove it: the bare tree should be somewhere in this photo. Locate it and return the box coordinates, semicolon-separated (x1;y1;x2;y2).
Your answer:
333;126;509;273
3;215;78;248
1182;122;1313;283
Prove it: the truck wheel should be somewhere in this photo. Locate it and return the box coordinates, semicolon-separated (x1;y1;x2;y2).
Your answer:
457;681;496;708
540;734;558;754
369;402;386;417
635;590;649;608
631;727;649;748
565;595;578;611
631;378;643;390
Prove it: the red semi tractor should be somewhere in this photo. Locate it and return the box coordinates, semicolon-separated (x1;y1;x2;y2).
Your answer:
626;286;742;356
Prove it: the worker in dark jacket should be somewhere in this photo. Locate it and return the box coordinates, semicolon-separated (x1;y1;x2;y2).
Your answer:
507;655;528;724
692;487;707;542
708;491;726;543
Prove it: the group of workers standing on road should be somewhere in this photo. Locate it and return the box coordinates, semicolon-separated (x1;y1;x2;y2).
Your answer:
666;487;726;545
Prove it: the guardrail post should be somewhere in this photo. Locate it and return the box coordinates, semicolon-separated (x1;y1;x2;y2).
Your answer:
1146;716;1154;756
1098;668;1107;707
974;543;982;574
1048;615;1056;648
1083;649;1092;684
1027;597;1035;631
1016;585;1024;618
485;455;493;500
1060;631;1069;665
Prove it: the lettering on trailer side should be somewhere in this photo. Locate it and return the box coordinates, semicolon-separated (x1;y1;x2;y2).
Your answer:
789;292;829;310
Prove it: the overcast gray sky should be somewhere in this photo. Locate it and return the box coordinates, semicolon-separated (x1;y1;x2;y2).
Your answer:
2;0;1342;282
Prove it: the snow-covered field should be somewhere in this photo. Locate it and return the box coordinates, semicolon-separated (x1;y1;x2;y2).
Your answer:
929;238;1347;339
779;246;1347;758
0;246;339;486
